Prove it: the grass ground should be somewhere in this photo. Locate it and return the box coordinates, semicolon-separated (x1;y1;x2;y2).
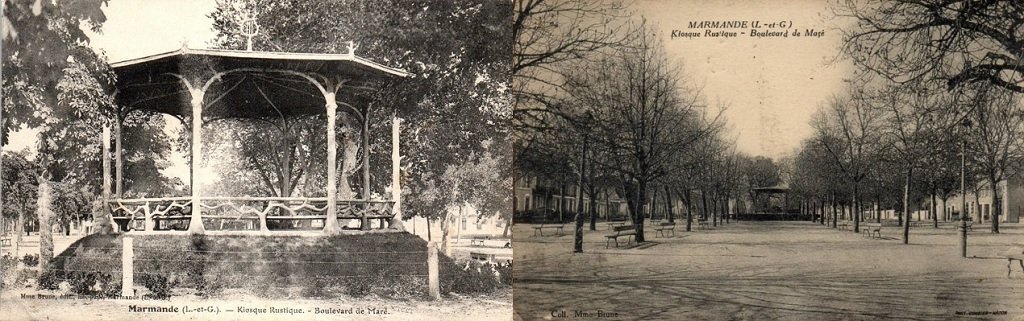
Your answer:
513;220;1024;321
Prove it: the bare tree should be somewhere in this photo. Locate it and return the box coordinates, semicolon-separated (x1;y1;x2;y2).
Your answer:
872;79;962;243
836;0;1024;93
562;22;720;243
964;85;1024;233
812;87;886;233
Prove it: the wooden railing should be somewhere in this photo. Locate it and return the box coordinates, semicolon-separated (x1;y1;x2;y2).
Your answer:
108;197;396;232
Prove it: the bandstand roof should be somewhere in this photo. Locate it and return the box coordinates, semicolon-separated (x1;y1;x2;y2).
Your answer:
111;46;409;119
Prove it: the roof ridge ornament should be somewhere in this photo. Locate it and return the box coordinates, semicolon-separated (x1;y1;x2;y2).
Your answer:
347;41;357;56
241;17;260;51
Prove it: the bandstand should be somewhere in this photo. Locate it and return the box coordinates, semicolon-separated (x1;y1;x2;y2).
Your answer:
102;43;408;234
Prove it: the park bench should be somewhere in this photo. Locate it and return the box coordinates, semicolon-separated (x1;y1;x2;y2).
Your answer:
655;222;676;237
838;221;849;230
532;223;565;236
605;225;638;248
470;251;496;263
470;235;489;247
697;219;710;230
470;251;512;265
863;223;882;239
1001;247;1024;278
607;221;628;230
0;237;10;247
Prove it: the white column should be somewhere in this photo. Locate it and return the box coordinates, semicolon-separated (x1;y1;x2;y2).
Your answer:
102;125;113;232
361;112;371;230
102;125;112;202
324;93;339;233
389;116;403;230
115;114;123;198
121;236;134;297
187;91;205;234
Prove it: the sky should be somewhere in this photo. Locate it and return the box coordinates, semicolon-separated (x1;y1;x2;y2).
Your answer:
636;0;854;159
88;0;219;62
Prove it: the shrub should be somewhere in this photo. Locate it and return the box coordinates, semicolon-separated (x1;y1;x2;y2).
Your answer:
0;254;18;289
99;274;122;298
301;277;330;298
138;274;170;299
496;261;512;285
22;254;39;267
440;259;505;295
68;271;99;294
37;270;62;290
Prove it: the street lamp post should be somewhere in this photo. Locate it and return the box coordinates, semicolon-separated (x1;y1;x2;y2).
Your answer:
959;119;972;258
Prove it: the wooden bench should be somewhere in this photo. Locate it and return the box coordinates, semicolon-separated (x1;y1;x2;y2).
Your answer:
1001;247;1024;278
470;235;489;247
607;221;628;230
532;223;565;236
0;238;10;247
655;222;676;237
838;221;849;230
470;251;495;263
697;219;710;230
470;251;512;265
605;225;637;248
863;223;882;238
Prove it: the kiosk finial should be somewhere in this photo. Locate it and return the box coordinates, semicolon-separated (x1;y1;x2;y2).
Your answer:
240;17;260;51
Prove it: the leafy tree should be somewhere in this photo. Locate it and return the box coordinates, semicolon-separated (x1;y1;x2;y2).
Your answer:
2;0;109;144
1;151;40;256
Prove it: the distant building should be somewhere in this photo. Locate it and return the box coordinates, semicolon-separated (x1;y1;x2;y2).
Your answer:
926;178;1021;223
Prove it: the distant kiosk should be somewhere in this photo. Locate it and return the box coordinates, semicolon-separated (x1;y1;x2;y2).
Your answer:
102;43;408;235
746;184;802;220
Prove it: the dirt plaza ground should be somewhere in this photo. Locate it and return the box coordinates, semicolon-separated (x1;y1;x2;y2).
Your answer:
513;220;1024;321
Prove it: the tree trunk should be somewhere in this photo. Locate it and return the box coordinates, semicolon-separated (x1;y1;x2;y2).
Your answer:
650;187;658;220
875;198;881;223
990;177;1000;233
701;191;709;221
831;194;838;229
14;209;23;257
605;189;612;223
932;190;939;229
820;201;826;225
588;189;598;231
457;204;463;245
634;182;648;243
559;177;567;223
574;140;587;253
502;214;511;238
427;217;433;241
853;184;861;233
902;168;912;244
665;186;674;223
441;215;450;256
684;189;693;232
711;193;718;227
38;178;54;270
722;196;729;224
974;190;981;224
